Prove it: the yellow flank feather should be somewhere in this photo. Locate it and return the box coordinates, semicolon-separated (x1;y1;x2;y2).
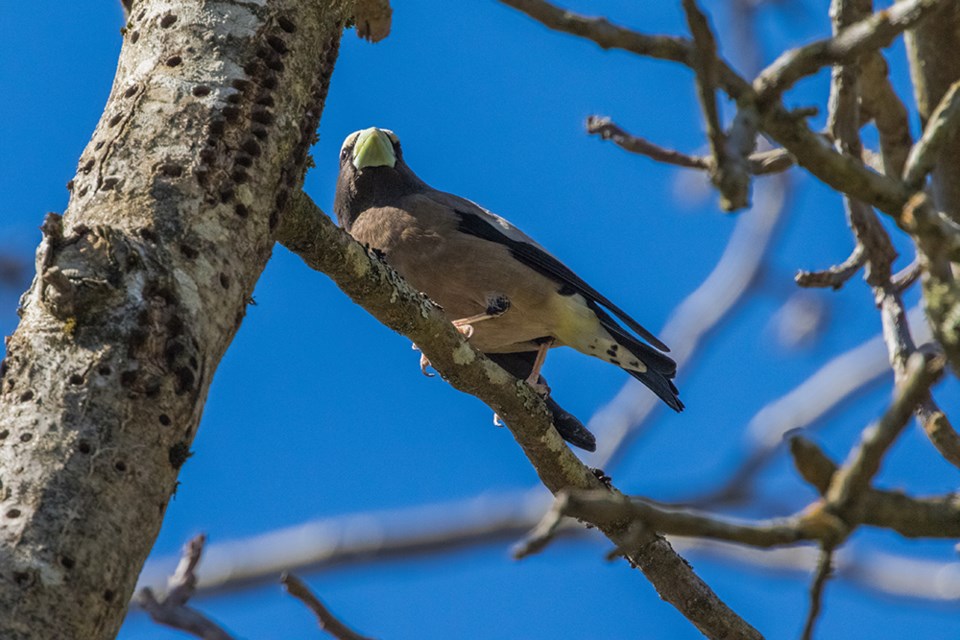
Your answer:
550;293;648;374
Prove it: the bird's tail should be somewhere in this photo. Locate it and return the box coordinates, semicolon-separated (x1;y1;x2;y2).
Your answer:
625;362;684;412
585;302;684;412
590;334;684;412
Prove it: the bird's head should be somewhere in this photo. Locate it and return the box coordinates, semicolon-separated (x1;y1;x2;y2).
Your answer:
344;126;399;170
334;127;427;229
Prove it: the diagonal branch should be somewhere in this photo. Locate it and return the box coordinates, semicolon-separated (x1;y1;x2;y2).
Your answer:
274;191;763;639
902;79;960;189
754;0;948;102
682;0;752;210
282;574;376;640
496;0;752;97
823;352;946;513
800;548;834;640
524;352;945;561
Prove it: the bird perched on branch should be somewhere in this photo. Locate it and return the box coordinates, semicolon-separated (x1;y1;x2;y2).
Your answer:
334;127;683;450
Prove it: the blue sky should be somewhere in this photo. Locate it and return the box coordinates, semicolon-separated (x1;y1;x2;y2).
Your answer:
2;1;958;638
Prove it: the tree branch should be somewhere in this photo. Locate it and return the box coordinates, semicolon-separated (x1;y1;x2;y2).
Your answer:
754;0;947;102
585;116;709;170
682;0;752;210
585;115;793;175
138;535;235;640
902;79;960;189
824;351;946;513
800;548;834;640
282;574;376;640
275;192;763;639
795;244;866;289
790;436;960;538
495;0;752;97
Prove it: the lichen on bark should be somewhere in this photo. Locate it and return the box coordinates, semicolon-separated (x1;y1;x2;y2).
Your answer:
0;2;349;638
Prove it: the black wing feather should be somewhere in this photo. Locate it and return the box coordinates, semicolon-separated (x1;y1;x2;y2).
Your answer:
455;209;670;352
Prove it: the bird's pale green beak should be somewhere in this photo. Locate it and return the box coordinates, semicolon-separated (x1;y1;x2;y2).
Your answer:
352;127;396;170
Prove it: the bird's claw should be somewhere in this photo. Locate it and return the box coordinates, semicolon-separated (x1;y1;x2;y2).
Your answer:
455;323;475;339
412;343;435;377
527;379;551;397
419;352;435;377
493;413;504;427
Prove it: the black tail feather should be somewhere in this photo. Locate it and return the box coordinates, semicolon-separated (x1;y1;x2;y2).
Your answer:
626;367;684;412
586;300;683;411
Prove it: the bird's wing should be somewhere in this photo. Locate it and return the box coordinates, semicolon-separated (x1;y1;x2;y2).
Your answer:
426;190;670;353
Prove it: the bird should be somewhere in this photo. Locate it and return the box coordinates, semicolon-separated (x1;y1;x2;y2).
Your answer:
334;127;683;450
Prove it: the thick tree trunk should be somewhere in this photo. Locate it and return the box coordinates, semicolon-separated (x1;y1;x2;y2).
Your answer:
0;1;346;637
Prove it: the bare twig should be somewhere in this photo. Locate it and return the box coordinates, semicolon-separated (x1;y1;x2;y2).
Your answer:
496;0;752;98
585;115;793;175
585;116;710;170
501;0;915;216
800;548;834;640
138;535;235;640
512;493;574;560
754;0;947;101
694;309;927;507
795;244;866;289
824;352;946;513
902;79;960;188
282;573;376;640
682;0;752;210
548;489;819;549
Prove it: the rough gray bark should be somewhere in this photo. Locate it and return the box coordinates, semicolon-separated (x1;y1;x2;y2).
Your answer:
0;1;347;637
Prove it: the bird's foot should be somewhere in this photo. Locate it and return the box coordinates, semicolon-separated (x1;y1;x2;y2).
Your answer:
420;353;435;377
412;343;435;377
493;412;504;427
453;322;475;339
525;375;551;397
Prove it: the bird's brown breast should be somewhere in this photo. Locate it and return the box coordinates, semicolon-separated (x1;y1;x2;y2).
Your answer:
348;200;562;352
